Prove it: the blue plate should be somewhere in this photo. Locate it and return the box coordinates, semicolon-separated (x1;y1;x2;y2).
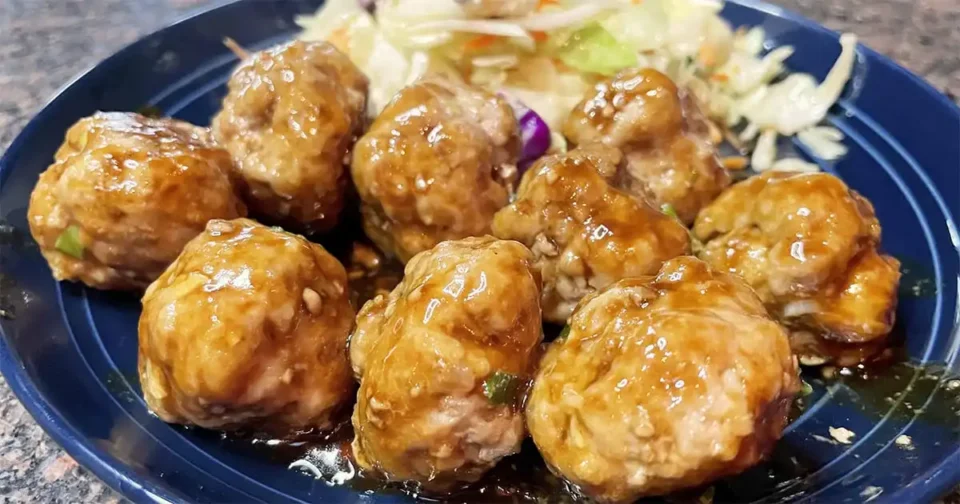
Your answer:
1;0;958;502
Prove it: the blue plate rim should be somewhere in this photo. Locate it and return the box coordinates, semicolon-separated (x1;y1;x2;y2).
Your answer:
0;0;958;503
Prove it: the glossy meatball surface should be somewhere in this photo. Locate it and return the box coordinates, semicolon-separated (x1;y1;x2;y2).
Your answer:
694;171;901;366
213;40;368;233
27;112;246;290
564;68;730;224
350;236;542;490
351;75;520;263
526;257;799;502
139;218;355;433
492;145;689;323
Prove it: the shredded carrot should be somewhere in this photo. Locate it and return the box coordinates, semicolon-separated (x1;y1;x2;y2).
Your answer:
698;44;718;67
538;0;560;9
223;37;250;60
721;156;749;171
710;73;729;82
466;34;499;51
326;26;351;54
531;30;548;43
552;58;573;72
632;0;644;4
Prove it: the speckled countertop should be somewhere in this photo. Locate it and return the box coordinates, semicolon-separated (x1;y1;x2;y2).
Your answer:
1;0;958;503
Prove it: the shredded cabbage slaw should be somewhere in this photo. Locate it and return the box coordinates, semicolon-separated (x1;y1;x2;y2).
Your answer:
298;0;858;172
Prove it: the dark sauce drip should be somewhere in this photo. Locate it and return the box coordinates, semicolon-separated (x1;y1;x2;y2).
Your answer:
135;105;164;118
0;216;33;320
0;218;25;250
0;272;18;321
541;322;566;343
897;257;937;298
312;202;404;309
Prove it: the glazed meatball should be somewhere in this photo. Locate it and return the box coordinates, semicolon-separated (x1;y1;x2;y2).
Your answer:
212;40;368;233
564;68;730;224
351;75;520;263
694;171;901;366
526;257;799;502
492;145;690;323
27;112;246;290
139;218;355;433
350;236;542;490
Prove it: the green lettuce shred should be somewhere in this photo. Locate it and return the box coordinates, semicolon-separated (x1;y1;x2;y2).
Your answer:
556;23;637;76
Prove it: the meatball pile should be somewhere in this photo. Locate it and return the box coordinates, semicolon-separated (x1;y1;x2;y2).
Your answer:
25;32;904;500
694;171;902;366
28;112;246;290
26;41;371;436
213;40;368;233
565;68;731;224
527;257;799;502
351;74;520;263
493;144;690;323
350;236;543;489
139;218;355;432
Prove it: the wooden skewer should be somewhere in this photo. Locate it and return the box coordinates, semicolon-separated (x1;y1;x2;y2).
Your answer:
223;37;250;60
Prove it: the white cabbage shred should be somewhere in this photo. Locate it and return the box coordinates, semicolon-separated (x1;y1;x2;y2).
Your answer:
297;0;858;171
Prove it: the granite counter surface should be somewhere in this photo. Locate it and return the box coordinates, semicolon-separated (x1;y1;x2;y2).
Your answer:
1;0;958;502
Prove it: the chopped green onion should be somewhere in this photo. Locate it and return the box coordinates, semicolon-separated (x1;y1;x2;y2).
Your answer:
483;371;521;406
660;203;679;220
55;225;84;259
660;203;705;254
801;380;814;396
557;324;571;341
699;486;715;504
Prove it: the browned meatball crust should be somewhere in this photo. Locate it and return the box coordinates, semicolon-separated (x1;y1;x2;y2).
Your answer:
350;237;542;490
351;75;520;263
27;112;246;290
139;218;355;433
213;40;368;233
526;257;799;503
492;144;690;323
564;68;730;224
694;171;901;366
